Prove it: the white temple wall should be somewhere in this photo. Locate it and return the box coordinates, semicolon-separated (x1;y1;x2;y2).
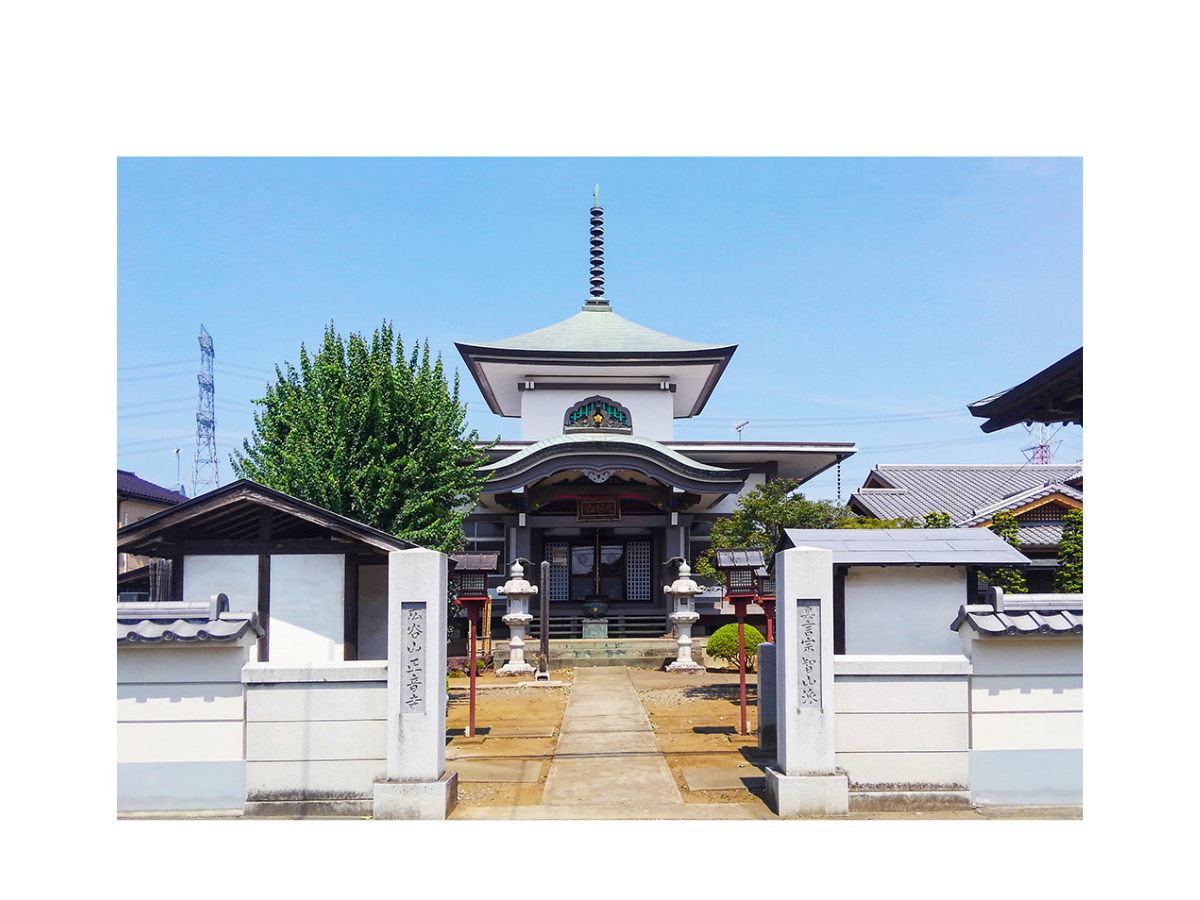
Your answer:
833;656;971;803
520;388;675;441
243;663;387;817
118;643;253;812
706;472;766;514
269;554;345;663
357;564;389;660
183;554;258;613
961;636;1083;806
843;566;967;655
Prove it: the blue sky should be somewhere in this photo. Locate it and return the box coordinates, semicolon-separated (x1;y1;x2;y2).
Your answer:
118;157;1082;503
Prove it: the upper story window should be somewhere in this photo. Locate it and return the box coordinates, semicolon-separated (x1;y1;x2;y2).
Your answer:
563;395;633;435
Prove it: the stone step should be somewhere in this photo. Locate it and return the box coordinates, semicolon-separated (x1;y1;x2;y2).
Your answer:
493;638;692;669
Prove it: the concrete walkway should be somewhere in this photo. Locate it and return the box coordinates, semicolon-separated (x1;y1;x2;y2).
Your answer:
451;667;780;819
542;666;683;808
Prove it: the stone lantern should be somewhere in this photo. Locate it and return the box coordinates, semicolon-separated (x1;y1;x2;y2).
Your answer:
663;558;705;673
496;559;538;677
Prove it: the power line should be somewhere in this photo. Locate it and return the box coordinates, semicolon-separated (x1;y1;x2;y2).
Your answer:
117;359;193;372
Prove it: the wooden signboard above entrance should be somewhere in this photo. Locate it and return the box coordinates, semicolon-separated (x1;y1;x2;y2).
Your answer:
577;496;620;522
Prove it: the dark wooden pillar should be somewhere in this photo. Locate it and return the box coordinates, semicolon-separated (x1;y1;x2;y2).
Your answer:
343;555;360;661
256;508;272;661
833;566;847;655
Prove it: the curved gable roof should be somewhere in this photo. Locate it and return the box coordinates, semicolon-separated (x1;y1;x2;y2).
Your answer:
478;433;750;494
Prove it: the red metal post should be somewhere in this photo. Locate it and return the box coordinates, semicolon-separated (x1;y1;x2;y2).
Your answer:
467;611;478;738
737;611;748;735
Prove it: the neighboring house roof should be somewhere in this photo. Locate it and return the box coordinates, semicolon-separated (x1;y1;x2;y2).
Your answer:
968;347;1083;433
117;469;187;505
478;432;751;494
958;482;1084;527
776;528;1030;567
116;479;419;558
849;463;1083;526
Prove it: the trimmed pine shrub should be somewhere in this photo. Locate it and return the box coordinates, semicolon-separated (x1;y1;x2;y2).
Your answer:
706;622;767;668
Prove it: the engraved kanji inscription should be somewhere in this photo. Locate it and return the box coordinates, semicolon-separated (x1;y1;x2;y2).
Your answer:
796;599;821;709
400;602;427;714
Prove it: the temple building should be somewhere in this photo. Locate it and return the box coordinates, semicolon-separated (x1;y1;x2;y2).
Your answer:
456;193;855;636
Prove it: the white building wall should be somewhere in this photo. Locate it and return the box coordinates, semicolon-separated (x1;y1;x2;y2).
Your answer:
520;388;676;441
269;554;345;663
243;663;387;816
357;564;389;660
118;643;253;812
833;656;971;806
962;636;1083;806
843;566;967;656
706;471;766;514
183;554;258;614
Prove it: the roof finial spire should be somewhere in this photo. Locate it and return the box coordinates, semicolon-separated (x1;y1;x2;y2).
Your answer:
585;185;609;309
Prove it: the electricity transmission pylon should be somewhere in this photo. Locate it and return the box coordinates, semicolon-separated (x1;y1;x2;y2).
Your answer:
1021;423;1062;465
192;325;219;495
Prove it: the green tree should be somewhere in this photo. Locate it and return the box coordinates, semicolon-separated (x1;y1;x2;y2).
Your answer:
923;511;952;528
693;478;857;579
1055;508;1083;592
231;321;491;552
987;510;1028;593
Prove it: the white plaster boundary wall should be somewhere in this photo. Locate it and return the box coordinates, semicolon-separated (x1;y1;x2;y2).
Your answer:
964;637;1083;806
357;564;389;660
833;655;972;810
183;554;259;615
843;567;968;656
118;642;254;812
242;662;387;817
269;554;346;663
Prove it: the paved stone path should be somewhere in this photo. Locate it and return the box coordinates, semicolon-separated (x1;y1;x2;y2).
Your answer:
540;666;684;810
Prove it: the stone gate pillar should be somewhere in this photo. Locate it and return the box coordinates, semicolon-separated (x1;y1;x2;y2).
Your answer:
373;547;457;819
765;546;848;816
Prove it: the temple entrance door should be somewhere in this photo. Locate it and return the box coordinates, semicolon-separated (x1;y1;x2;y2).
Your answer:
570;533;625;601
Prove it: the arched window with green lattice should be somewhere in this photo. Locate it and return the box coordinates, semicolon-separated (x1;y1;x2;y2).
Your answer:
563;396;633;435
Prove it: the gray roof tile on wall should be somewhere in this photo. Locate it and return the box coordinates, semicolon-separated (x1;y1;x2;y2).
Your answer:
951;606;1082;636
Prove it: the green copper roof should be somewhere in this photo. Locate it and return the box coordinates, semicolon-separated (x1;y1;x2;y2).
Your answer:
466;304;734;355
480;433;744;475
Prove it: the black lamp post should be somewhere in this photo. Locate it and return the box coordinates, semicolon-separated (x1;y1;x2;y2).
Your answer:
449;552;497;738
714;548;766;736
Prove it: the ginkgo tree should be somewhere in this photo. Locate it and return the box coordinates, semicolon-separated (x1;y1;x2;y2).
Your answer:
232;320;491;553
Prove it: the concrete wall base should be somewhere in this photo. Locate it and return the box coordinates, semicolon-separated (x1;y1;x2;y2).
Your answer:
372;773;458;820
245;798;374;818
849;790;972;811
765;768;849;817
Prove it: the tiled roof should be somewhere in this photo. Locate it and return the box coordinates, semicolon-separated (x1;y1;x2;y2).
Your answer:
117;470;187;505
952;605;1082;636
959;482;1084;526
118;615;262;644
117;596;263;644
1014;524;1065;548
850;464;1083;525
777;528;1030;566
